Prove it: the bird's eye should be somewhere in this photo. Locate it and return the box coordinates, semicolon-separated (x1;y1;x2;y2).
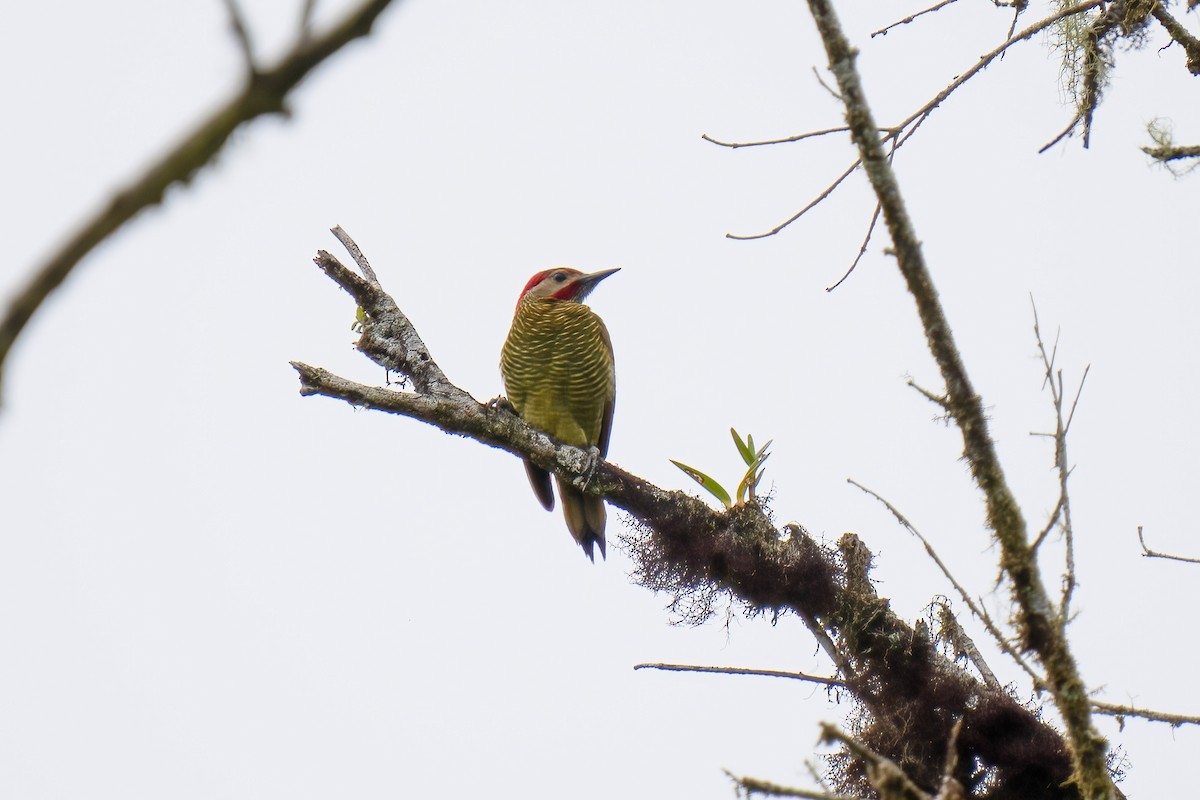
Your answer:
553;272;567;282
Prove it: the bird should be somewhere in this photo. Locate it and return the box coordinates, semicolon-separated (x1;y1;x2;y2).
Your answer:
500;267;618;561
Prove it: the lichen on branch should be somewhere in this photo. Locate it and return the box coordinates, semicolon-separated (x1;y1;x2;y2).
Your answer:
294;229;1086;799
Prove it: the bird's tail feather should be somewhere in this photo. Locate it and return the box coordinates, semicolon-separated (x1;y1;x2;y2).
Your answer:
557;478;606;561
524;459;555;511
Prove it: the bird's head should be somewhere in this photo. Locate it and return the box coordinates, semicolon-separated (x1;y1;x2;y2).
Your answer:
517;268;620;310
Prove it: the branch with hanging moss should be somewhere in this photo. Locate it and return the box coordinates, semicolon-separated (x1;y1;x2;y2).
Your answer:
801;0;1117;796
1142;142;1200;163
0;0;400;405
1076;1;1122;148
1141;118;1200;175
820;723;940;800
295;228;1087;799
295;234;841;621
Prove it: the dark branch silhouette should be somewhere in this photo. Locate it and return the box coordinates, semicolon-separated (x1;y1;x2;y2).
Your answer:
0;0;400;403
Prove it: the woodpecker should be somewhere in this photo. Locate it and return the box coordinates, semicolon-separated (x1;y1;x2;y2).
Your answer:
500;268;618;561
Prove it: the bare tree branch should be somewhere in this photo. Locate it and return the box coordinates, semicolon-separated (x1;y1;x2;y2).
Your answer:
296;229;1083;798
701;127;862;149
1136;525;1200;564
724;769;861;800
820;724;932;800
1092;700;1200;728
896;1;1103;152
934;602;1002;692
1004;1;1029;42
1150;2;1200;75
1031;301;1089;621
906;379;951;411
1039;112;1085;154
633;662;844;688
801;0;1115;794
0;0;400;404
725;1;1105;243
727;159;860;240
221;0;259;73
826;203;880;292
871;0;962;39
331;224;380;284
299;0;319;42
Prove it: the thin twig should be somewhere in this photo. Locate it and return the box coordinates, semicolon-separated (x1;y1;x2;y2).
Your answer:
826;202;881;292
822;138;895;289
812;66;843;101
1092;700;1200;727
1004;2;1026;42
1039;112;1084;153
727;160;860;240
848;479;1045;688
871;0;961;38
724;770;860;800
634;662;844;688
907;379;952;411
222;0;259;73
1064;364;1089;434
800;610;856;680
1032;492;1065;551
1150;3;1200;75
896;1;1103;149
937;718;966;799
1137;525;1200;564
299;0;319;42
702;127;856;149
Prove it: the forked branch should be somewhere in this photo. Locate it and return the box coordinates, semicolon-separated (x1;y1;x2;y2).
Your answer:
295;228;1084;799
1136;525;1200;564
801;0;1115;795
720;1;1105;243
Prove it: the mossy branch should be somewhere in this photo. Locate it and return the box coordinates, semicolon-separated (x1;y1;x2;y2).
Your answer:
799;0;1117;796
294;229;1085;799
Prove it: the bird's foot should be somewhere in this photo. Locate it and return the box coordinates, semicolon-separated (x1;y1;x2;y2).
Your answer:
582;445;603;489
487;396;517;415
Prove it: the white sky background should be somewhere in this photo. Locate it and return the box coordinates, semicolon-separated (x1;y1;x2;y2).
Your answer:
1;0;1196;797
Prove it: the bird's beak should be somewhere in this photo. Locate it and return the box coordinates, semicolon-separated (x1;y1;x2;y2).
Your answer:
576;268;620;297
